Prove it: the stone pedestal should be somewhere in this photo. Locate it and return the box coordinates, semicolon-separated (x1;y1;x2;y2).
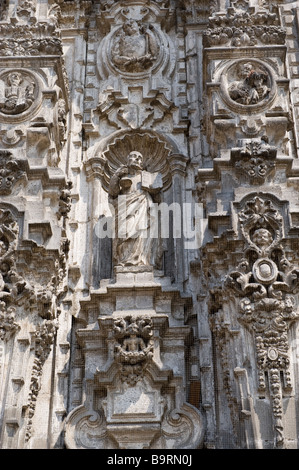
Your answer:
64;266;204;449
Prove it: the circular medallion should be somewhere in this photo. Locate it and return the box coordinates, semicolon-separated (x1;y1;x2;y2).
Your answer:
268;347;278;361
220;59;276;115
252;258;278;285
0;69;41;123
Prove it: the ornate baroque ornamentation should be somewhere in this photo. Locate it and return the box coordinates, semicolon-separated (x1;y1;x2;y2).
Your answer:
0;70;36;115
0;301;18;342
0;151;27;194
0;23;62;56
0;208;32;307
225;196;299;447
203;2;286;47
220;60;275;113
113;315;154;385
231;137;277;184
25;319;59;441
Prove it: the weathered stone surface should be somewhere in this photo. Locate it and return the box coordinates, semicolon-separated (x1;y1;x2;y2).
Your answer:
1;0;299;451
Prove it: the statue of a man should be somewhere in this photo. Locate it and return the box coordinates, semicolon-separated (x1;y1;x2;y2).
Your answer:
0;72;35;114
111;19;158;73
108;151;163;268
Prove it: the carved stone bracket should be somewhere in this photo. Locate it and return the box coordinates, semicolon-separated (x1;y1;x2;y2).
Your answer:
65;304;204;449
112;315;154;385
25;318;59;441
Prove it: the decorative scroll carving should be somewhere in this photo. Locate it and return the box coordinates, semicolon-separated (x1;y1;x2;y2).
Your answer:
225;196;299;447
160;403;205;450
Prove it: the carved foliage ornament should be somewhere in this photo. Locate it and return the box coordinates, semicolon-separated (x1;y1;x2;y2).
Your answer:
203;2;285;47
225;196;299;447
0;23;62;57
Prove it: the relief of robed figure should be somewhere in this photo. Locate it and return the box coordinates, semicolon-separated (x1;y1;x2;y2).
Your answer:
108;151;163;268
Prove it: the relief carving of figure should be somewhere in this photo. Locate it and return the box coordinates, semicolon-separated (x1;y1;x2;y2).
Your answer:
108;151;163;268
228;62;270;105
0;72;35;115
111;19;159;73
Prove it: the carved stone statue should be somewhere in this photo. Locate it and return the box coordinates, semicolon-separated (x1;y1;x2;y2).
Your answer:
228;62;270;105
111;19;159;73
0;71;35;115
108;151;162;268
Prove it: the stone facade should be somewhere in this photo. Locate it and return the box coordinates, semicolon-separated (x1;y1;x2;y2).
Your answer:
0;0;299;450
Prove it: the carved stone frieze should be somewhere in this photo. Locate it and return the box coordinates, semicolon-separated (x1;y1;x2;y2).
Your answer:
96;3;174;80
224;195;299;447
65;305;204;449
0;301;18;341
16;0;37;22
25;318;59;441
203;2;286;48
0;23;62;56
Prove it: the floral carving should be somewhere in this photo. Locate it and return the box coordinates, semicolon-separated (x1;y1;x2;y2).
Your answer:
231;137;276;184
225;196;299;447
113;316;154;385
0;71;35;115
203;3;285;47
